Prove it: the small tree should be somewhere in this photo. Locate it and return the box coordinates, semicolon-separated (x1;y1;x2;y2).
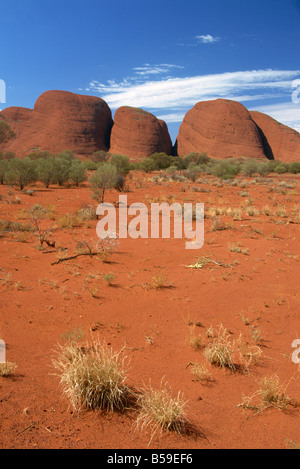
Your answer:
149;153;174;170
89;163;118;203
185;163;201;182
6;157;36;190
37;157;56;188
109;154;131;176
139;158;157;173
28;204;54;247
92;150;110;163
52;157;71;186
69;160;87;186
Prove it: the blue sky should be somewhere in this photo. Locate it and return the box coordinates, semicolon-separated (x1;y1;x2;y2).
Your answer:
1;0;300;143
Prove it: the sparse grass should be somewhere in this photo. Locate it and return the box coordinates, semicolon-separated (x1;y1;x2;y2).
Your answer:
77;204;97;221
204;325;236;370
58;213;83;229
229;243;249;255
136;380;188;444
102;272;115;286
61;327;85;343
189;362;213;383
0;362;17;377
211;217;231;232
152;272;168;289
189;329;204;350
239;375;297;412
52;338;132;412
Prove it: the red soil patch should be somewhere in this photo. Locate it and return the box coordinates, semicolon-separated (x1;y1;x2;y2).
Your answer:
0;172;299;449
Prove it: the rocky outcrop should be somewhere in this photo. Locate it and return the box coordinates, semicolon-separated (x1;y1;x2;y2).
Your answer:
250;111;300;163
176;99;267;160
109;106;172;159
0;90;113;157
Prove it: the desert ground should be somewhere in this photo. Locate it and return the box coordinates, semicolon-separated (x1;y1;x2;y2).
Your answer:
0;171;299;449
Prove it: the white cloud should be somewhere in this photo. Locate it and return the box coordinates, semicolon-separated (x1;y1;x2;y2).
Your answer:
132;63;184;77
195;34;220;44
89;69;300;113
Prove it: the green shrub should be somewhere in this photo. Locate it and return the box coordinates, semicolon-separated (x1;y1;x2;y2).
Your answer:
109;154;131;176
36;157;56;188
89;163;118;203
288;162;300;174
69;160;87;186
6;157;37;190
149;152;175;170
139;158;157;173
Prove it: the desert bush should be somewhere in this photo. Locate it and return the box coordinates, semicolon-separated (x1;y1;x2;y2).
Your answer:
274;163;289;174
89;163;118;203
288;162;300;174
51;157;71;186
6;157;37;190
0;219;32;233
82;160;98;171
109;154;131;176
210;160;240;179
149;153;175;170
36;157;56;188
183;152;210;168
139;158;157;173
92;150;110;163
52;338;131;411
185;163;201;182
69;160;87;186
58;213;83;229
28;204;53;245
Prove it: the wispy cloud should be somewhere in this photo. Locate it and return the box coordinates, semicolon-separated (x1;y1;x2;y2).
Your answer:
132;63;184;77
88;69;300;115
195;34;220;44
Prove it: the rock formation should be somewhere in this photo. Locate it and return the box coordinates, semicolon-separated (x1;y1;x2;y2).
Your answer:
109;106;172;159
250;111;300;163
0;90;113;157
175;99;267;160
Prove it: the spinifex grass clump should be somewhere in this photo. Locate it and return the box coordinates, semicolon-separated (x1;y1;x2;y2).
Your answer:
0;362;17;377
239;374;297;413
136;380;188;442
52;338;132;412
204;325;236;370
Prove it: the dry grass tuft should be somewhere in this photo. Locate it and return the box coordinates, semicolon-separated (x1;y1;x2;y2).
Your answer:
0;362;17;377
204;325;236;370
239;374;298;413
136;380;188;444
52;338;132;412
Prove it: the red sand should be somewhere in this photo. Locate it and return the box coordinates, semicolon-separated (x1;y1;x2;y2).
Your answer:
0;172;299;449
